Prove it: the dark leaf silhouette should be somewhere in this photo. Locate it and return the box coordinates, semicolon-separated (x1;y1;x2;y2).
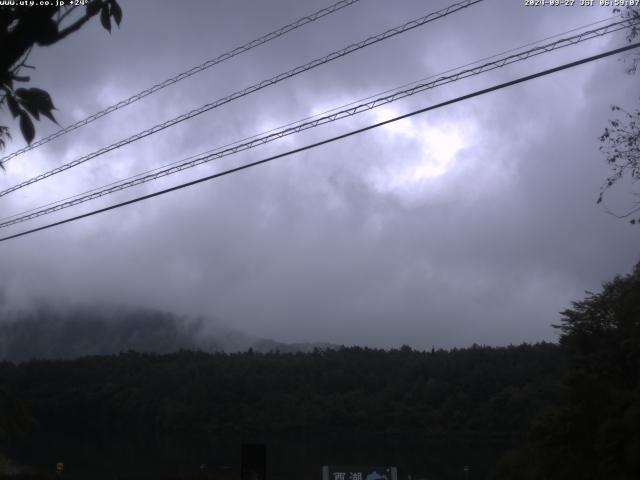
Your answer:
17;98;40;120
101;4;111;33
19;111;35;145
16;88;58;124
39;107;57;124
0;0;122;149
0;126;10;158
86;0;102;16
110;0;123;26
6;95;21;118
26;88;55;111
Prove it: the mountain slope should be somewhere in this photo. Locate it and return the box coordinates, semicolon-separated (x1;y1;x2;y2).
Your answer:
0;304;337;362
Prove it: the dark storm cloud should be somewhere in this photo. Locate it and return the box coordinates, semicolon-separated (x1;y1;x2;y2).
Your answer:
0;0;638;349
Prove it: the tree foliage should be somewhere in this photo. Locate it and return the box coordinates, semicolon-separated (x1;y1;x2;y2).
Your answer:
552;262;640;479
0;257;638;478
599;103;640;224
498;261;640;480
0;0;122;168
0;342;566;479
598;6;640;223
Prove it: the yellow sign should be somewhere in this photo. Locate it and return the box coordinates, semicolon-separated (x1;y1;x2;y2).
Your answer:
56;462;63;474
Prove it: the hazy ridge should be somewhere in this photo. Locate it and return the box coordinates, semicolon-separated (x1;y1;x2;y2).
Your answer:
0;304;338;362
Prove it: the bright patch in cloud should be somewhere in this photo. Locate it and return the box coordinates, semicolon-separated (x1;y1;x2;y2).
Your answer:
370;106;469;194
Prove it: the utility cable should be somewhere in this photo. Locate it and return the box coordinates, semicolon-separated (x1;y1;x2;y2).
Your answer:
0;0;361;165
0;17;634;229
1;41;638;243
0;0;483;198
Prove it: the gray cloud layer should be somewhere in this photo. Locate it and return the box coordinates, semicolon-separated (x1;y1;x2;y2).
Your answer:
1;0;638;349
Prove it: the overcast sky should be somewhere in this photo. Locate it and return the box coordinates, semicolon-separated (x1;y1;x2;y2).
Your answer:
0;0;638;349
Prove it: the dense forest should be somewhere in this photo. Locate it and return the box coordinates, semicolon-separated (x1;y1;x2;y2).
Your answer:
0;343;566;436
0;343;565;479
0;261;638;479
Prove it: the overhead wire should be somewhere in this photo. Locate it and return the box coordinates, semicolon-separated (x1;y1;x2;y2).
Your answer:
0;0;362;165
0;17;636;229
3;10;621;209
0;11;619;159
1;41;639;243
0;0;484;198
0;16;633;225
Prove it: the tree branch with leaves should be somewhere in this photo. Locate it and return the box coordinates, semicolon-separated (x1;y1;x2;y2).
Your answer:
598;6;640;224
0;0;122;169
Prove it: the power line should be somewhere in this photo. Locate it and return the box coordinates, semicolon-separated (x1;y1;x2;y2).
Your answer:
0;17;635;229
1;17;633;226
2;41;638;244
0;13;619;208
0;0;484;198
0;0;361;165
2;11;618;181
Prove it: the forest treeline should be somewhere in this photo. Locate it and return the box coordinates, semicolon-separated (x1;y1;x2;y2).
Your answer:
0;343;565;479
0;342;565;437
0;261;638;479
